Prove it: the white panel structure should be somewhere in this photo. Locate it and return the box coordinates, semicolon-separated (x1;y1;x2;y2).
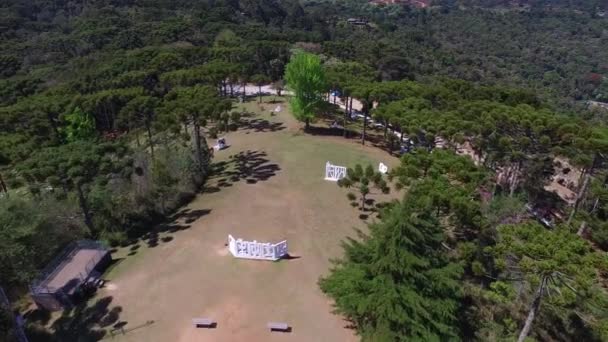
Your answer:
379;162;388;174
324;162;347;181
228;235;288;261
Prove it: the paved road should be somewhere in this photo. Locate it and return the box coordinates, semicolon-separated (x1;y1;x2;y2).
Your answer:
240;84;363;112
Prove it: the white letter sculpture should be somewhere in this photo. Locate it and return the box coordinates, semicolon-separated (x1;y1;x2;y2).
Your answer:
324;161;347;182
379;162;388;174
228;235;288;261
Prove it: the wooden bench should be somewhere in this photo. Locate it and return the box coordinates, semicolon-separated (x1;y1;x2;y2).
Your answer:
192;318;216;328
267;322;290;332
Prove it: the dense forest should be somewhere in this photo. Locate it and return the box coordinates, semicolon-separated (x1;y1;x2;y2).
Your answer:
1;0;608;341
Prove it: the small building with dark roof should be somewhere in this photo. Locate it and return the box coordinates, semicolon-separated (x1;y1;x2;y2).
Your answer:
30;240;111;311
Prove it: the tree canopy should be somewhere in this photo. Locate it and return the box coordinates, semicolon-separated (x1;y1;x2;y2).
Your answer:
284;51;327;129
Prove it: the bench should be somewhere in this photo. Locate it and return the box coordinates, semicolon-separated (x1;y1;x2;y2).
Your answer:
267;322;290;332
192;318;216;328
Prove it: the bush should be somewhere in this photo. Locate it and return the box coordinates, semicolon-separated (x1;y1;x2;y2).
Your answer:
101;231;129;248
591;221;608;251
0;307;15;337
209;127;218;139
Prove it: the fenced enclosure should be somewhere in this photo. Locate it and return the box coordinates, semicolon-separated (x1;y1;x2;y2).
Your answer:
30;240;110;311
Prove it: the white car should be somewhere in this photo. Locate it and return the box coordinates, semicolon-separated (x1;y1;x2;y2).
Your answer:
349;111;365;120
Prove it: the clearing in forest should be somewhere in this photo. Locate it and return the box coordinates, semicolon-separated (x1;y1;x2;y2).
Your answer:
96;97;399;342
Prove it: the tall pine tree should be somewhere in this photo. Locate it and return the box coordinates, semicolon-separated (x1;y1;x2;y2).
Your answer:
319;198;463;341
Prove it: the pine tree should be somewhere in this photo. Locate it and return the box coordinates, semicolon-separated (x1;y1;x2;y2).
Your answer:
338;164;389;211
319;199;463;341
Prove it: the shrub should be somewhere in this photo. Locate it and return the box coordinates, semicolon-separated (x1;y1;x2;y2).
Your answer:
101;231;129;248
591;221;608;251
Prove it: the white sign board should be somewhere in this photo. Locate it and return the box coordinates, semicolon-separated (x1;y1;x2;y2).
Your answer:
228;235;288;261
379;162;388;174
325;162;347;181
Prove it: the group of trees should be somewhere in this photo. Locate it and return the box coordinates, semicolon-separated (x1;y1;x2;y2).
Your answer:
322;149;608;341
1;0;608;341
316;72;608;340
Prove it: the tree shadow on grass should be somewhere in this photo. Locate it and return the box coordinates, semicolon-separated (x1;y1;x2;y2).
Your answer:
26;295;123;342
304;126;345;137
24;308;51;326
171;208;212;224
140;209;210;248
279;254;301;261
103;258;125;274
371;139;398;156
342;318;357;330
240;118;285;133
208;150;280;189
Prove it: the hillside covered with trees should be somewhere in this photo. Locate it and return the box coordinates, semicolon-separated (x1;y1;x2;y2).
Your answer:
1;0;608;341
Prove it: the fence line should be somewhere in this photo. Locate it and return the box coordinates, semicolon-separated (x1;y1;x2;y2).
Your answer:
31;240;107;294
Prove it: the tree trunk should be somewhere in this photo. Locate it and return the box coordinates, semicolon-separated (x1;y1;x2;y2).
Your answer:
361;111;367;145
591;197;600;214
160;198;166;214
193;120;204;173
509;162;520;197
577;221;587;237
146;120;155;161
349;97;353;119
568;171;591;225
305;118;310;131
258;85;262;103
383;121;388;139
518;276;547;342
104;110;112;131
343;96;348;116
0;172;8;196
360;193;366;211
343;108;348;138
47;112;60;142
76;183;94;231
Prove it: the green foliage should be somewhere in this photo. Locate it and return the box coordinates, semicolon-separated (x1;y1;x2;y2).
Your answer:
491;223;608;340
284;52;327;128
0;307;16;342
338;164;389;210
152;158;178;214
18;141;132;231
0;196;84;288
320;199;464;341
483;195;526;228
0;55;21;77
1;2;608;341
62;107;96;142
214;29;242;48
251;74;270;103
